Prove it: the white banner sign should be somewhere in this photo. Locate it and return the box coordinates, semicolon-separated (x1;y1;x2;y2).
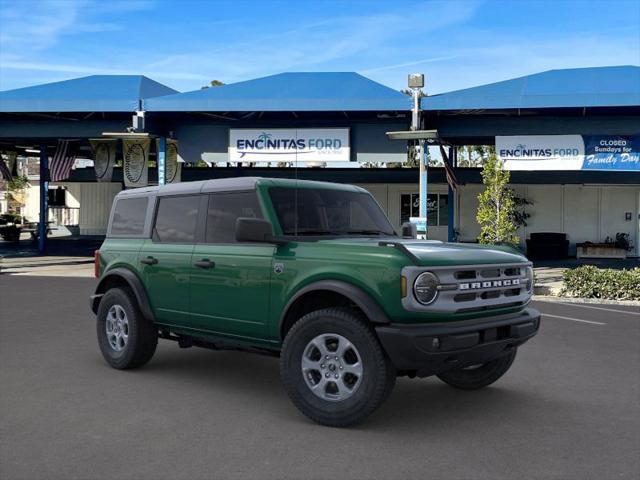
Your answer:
122;138;149;188
229;128;350;163
90;139;116;182
496;135;585;170
166;139;181;183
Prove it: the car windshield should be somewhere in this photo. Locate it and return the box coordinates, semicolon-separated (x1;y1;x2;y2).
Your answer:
268;187;396;237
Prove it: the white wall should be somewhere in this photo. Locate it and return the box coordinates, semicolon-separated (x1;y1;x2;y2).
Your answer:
76;183;121;235
599;187;639;255
453;183;639;256
22;181;121;235
359;182;639;257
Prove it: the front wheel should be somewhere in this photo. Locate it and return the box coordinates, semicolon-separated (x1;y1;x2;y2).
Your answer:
436;348;517;390
280;308;396;427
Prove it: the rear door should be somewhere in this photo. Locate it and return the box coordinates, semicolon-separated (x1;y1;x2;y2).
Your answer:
139;194;203;327
189;191;274;339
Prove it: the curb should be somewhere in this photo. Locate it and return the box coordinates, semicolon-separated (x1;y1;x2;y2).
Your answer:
534;284;561;296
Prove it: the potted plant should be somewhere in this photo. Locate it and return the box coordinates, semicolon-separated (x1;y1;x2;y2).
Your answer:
576;233;633;259
0;212;23;242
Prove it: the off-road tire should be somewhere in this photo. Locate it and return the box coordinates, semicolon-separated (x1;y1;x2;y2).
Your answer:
97;287;158;369
436;348;517;390
280;307;396;427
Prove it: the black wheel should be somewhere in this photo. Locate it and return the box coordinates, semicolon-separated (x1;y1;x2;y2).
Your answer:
280;307;396;427
436;348;517;390
96;287;158;370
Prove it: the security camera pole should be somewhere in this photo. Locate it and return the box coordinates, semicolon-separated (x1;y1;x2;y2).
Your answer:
408;73;427;238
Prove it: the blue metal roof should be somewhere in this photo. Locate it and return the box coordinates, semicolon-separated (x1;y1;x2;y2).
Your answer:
422;66;640;111
0;75;178;113
145;72;411;112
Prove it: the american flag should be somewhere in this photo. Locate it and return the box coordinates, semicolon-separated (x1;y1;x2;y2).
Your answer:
0;157;12;181
49;140;78;182
439;145;458;190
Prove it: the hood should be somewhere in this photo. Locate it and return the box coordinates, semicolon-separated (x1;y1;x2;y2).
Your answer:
399;240;526;266
319;237;527;266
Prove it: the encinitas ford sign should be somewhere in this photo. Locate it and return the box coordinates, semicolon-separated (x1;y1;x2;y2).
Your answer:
497;135;640;171
497;135;584;170
229;128;350;163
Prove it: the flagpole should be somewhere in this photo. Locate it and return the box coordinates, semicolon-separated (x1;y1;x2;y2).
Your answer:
38;144;48;254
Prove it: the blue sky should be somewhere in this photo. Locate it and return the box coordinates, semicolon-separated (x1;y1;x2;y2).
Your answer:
0;0;638;94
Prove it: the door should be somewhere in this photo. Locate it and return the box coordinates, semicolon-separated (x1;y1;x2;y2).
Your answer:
399;191;449;241
139;194;201;327
189;191;274;339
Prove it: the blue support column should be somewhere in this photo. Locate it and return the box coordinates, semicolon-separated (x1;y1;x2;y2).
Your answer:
447;146;456;243
419;140;428;238
157;137;166;186
38;145;48;254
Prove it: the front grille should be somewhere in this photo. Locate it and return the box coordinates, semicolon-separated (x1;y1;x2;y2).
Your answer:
402;262;533;314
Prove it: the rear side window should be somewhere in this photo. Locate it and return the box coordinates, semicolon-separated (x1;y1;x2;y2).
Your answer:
206;192;263;243
110;197;148;236
153;195;200;243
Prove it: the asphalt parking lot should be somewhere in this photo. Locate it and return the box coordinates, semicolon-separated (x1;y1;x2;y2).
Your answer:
1;275;638;480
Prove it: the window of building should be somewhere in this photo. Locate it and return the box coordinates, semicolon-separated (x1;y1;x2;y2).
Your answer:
153;195;200;243
400;193;448;227
110;197;148;236
206;192;263;243
48;187;66;207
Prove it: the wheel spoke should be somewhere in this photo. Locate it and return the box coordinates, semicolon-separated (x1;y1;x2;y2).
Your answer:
339;377;354;393
301;356;320;372
343;362;363;377
312;376;328;391
310;338;330;358
335;337;352;358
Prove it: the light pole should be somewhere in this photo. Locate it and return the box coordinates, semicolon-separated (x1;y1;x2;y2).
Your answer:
408;73;427;238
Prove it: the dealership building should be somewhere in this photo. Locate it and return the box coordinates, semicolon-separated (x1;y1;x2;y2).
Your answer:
1;66;639;257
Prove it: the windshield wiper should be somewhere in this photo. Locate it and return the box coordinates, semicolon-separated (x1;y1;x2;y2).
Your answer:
287;229;344;236
345;230;393;236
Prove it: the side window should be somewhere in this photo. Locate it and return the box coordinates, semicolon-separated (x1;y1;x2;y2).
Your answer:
110;197;148;236
206;192;263;243
153;195;200;243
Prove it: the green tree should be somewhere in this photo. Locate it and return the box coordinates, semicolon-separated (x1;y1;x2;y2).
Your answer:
201;79;225;89
476;153;519;245
457;145;495;167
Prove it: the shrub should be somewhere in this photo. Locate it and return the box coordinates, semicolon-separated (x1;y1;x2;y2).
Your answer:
561;265;640;301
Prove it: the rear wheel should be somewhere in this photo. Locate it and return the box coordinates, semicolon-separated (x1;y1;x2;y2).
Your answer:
280;308;395;427
97;287;157;369
436;348;517;390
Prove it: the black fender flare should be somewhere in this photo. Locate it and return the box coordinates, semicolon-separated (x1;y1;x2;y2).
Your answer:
91;267;155;322
279;280;390;332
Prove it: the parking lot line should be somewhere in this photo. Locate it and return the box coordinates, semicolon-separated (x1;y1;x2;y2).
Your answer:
552;302;640;317
542;313;606;326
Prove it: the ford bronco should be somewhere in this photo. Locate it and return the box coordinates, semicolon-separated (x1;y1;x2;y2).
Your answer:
91;177;540;427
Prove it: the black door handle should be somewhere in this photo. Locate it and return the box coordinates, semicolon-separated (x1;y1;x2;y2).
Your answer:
194;259;215;269
140;256;158;265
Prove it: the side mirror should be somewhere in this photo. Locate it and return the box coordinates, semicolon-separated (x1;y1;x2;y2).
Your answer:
401;222;417;239
236;218;284;244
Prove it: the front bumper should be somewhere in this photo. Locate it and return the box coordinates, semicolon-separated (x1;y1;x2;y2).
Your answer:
375;308;541;377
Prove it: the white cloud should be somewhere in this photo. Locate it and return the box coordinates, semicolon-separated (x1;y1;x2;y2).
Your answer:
360;56;459;74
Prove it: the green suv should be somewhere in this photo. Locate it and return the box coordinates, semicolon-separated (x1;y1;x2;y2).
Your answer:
91;177;540;427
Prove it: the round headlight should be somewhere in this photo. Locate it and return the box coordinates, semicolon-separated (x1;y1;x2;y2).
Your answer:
414;272;440;305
